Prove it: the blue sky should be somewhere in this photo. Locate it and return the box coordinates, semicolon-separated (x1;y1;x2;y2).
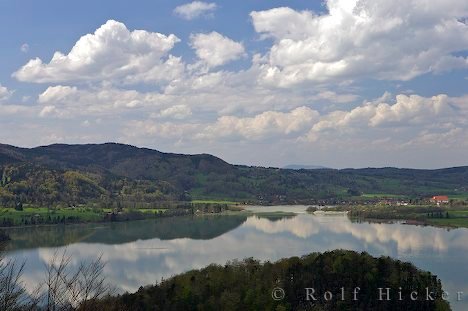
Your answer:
0;0;467;168
0;0;321;89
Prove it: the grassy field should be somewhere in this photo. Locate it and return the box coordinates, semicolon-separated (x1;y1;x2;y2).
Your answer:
0;207;103;225
448;193;468;200
361;193;468;200
328;203;468;229
361;193;409;199
191;200;240;205
0;206;170;227
0;202;237;228
136;208;168;214
426;218;468;227
425;210;468;228
445;210;468;217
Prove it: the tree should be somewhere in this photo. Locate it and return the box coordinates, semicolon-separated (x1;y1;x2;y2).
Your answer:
15;201;23;211
0;244;40;311
42;250;114;311
92;250;450;311
0;246;112;311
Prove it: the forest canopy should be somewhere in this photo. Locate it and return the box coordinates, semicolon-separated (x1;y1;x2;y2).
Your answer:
92;250;451;311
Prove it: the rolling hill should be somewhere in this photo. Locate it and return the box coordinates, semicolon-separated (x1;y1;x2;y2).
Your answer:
0;143;467;207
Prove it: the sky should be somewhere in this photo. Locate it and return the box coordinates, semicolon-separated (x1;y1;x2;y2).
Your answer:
0;0;467;169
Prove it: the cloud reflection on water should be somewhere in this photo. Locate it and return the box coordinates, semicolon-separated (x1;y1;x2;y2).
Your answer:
6;214;468;310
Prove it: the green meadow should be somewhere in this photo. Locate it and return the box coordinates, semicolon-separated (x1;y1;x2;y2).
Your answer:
0;206;170;227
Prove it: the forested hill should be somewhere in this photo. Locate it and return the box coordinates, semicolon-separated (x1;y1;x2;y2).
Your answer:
0;143;467;207
91;250;451;311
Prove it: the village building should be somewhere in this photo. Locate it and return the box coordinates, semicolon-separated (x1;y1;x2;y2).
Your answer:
430;195;449;205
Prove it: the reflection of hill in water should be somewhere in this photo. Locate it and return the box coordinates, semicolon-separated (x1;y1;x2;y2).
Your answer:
5;215;248;251
254;214;297;222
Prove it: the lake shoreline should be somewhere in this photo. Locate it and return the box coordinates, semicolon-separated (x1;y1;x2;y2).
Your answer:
3;208;468;310
0;201;243;229
4;203;467;231
321;204;468;229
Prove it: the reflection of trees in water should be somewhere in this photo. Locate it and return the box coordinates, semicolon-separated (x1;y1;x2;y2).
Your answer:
255;214;297;222
4;215;250;251
4;225;97;251
0;229;10;242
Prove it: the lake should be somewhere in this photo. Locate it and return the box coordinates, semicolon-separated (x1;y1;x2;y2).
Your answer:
4;205;468;310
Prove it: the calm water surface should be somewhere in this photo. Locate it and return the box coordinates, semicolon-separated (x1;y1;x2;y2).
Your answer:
4;205;468;310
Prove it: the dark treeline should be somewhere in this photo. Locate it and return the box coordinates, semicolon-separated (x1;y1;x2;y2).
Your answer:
346;205;448;221
91;250;450;311
327;204;466;222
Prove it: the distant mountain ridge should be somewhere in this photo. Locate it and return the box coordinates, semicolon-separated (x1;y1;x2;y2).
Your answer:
284;164;329;170
0;143;467;206
0;142;229;172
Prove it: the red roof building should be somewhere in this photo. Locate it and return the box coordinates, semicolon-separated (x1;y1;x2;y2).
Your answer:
430;195;449;203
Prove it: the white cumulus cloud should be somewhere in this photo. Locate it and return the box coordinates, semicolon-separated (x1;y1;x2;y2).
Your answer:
201;106;320;140
39;105;60;118
174;1;218;20
37;85;168;117
13;20;183;84
155;105;192;120
251;0;468;86
0;84;13;102
38;85;78;104
305;94;467;142
190;32;245;68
